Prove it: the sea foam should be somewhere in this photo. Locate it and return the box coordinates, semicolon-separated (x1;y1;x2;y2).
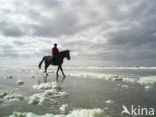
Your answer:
59;104;70;113
29;82;69;105
17;80;24;85
33;82;61;90
9;108;104;117
0;90;24;102
69;72;156;86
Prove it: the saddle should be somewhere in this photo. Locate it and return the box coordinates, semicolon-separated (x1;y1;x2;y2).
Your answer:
52;54;60;65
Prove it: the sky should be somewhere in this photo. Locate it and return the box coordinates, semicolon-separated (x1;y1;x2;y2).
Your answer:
0;0;156;66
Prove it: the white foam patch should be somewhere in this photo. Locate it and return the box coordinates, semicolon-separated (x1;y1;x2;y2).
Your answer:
9;112;65;117
69;72;137;84
58;92;69;97
144;86;153;91
0;90;8;98
65;66;156;70
0;90;24;102
17;80;24;85
28;93;50;105
67;108;104;117
69;72;119;80
29;82;69;105
117;84;129;89
59;104;70;113
105;100;114;104
69;72;156;86
33;82;61;90
9;108;104;117
4;94;24;101
28;90;69;105
121;85;129;89
137;76;156;85
44;89;58;96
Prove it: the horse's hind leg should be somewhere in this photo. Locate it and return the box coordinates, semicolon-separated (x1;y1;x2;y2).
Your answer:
44;63;50;76
44;66;48;76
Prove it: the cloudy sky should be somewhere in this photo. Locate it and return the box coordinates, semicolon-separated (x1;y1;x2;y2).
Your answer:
0;0;156;66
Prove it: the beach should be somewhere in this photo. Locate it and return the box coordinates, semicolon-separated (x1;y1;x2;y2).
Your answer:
0;66;156;117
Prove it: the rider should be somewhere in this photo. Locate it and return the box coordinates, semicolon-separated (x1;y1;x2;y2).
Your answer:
52;43;59;64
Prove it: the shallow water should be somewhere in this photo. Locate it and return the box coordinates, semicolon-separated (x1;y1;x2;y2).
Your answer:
0;67;156;117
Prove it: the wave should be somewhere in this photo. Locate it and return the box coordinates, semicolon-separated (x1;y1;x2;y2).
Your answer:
68;72;156;86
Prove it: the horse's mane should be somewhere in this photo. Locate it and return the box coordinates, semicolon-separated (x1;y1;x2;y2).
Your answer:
60;50;69;54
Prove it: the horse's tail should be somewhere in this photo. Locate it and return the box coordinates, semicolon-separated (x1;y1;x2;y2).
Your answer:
39;56;46;69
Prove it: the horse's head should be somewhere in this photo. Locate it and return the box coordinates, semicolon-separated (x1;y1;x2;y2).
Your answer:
64;50;71;60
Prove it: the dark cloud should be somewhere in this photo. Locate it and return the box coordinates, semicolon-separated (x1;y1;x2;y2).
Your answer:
31;13;79;37
0;0;156;66
33;0;62;7
0;21;25;37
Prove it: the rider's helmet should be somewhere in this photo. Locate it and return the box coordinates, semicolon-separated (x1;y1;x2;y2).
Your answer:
54;43;57;47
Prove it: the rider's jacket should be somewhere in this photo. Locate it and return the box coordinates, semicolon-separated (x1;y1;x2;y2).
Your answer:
52;47;59;55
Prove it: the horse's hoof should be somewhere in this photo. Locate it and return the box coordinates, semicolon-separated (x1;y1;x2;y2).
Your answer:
63;75;66;78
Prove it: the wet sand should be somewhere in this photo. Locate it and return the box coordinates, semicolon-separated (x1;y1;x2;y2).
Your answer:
0;67;156;117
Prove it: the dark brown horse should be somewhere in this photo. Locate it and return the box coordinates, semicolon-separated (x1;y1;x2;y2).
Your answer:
39;50;70;77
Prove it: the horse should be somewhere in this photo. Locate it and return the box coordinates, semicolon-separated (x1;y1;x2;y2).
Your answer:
39;50;70;77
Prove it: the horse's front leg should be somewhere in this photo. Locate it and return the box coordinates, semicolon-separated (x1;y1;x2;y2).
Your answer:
60;66;65;77
56;66;60;77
